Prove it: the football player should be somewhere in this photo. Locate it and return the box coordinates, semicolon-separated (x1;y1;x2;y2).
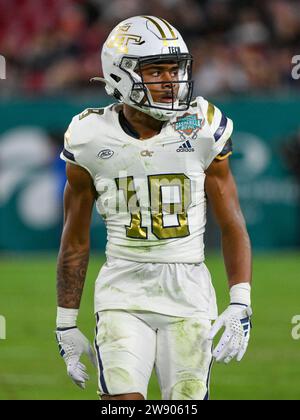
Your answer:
55;16;252;400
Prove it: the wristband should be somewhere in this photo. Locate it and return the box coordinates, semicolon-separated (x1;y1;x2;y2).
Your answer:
230;283;251;307
56;307;78;329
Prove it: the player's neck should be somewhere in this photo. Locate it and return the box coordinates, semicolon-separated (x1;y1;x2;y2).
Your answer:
122;105;164;140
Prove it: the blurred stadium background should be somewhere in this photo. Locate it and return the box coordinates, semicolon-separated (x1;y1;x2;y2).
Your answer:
0;0;300;400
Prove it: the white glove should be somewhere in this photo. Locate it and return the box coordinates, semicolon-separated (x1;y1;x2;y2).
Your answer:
208;304;252;364
56;327;97;389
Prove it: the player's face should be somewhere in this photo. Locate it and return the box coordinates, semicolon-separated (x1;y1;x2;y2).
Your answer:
139;63;180;104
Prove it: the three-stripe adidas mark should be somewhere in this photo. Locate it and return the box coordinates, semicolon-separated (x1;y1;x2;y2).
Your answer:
176;140;195;152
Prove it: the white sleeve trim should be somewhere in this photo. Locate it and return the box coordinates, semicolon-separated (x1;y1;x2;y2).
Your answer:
60;151;94;178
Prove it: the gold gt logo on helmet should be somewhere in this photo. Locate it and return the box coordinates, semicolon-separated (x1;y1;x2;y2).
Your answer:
107;24;145;54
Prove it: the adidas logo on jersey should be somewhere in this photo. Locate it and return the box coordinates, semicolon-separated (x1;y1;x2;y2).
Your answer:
176;140;195;152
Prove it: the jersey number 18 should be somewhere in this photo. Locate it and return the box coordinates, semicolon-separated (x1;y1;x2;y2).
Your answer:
115;173;191;240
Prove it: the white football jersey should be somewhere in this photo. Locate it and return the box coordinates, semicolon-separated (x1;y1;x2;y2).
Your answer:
61;97;233;264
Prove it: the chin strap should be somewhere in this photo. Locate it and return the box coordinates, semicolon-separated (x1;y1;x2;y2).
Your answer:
130;102;172;121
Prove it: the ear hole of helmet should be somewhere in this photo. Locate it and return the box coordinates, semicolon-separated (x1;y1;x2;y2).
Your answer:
110;74;121;83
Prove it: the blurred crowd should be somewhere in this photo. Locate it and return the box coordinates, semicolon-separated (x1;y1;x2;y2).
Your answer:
0;0;300;97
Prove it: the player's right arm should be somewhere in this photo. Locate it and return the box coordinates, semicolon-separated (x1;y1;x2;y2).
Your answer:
56;162;97;389
57;162;96;309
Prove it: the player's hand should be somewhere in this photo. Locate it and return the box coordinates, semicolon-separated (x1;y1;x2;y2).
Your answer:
55;327;97;389
208;305;252;364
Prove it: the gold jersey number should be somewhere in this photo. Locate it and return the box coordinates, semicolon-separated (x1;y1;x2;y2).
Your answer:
116;174;191;240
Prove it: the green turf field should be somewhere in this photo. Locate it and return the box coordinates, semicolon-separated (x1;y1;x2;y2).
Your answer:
0;252;299;400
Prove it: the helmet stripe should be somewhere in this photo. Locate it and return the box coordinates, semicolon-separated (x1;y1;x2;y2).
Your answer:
143;16;169;46
157;17;177;39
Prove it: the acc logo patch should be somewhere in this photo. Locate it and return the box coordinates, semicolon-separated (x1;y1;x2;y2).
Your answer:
98;149;114;159
173;113;204;140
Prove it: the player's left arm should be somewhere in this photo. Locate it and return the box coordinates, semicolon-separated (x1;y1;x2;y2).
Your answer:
205;157;252;287
205;157;252;364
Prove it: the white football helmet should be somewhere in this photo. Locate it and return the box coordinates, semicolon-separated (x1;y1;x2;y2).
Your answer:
95;16;194;121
